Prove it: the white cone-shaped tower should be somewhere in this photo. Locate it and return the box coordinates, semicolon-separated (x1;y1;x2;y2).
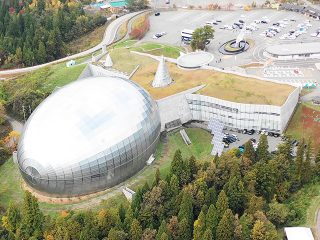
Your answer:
152;56;172;88
103;53;113;68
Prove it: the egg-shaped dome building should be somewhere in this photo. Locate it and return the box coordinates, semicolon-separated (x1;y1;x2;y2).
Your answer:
17;76;161;197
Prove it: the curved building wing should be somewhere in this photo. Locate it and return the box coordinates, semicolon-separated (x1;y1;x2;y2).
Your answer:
17;76;161;197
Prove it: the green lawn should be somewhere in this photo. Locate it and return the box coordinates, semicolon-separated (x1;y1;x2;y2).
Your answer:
0;128;212;213
131;42;184;59
42;62;87;92
0;158;24;207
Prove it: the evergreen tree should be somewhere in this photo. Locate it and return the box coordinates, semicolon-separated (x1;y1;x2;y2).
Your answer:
167;216;179;239
256;135;269;162
169;174;179;197
171;150;184;184
160;232;169;240
36;41;46;64
226;175;246;214
215;190;229;222
188;155;197;179
216;209;234;240
20;191;44;239
206;204;218;238
243;140;256;162
177;218;191;240
202;228;213;240
178;191;193;224
130;219;142;240
154;168;161;186
156;220;168;240
108;228;127;240
251;220;266;240
193;210;206;240
204;187;217;207
37;0;46;13
118;204;126;223
2;203;21;235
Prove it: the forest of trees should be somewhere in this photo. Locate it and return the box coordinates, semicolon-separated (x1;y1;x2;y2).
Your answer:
0;0;107;68
0;135;319;240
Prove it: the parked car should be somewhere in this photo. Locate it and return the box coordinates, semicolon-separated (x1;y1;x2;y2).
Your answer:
155;12;160;16
248;129;255;135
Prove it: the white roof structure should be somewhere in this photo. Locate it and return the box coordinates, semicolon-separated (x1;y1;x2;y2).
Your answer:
102;53;113;68
266;42;320;56
177;51;214;69
152;56;172;88
284;227;314;240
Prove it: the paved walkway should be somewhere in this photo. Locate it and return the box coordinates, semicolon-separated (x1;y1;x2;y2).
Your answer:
5;115;24;133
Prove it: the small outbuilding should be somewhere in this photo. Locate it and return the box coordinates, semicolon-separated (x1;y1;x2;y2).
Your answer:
284;227;314;240
312;96;320;105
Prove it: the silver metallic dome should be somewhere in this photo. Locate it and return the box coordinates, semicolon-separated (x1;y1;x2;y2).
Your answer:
17;76;161;197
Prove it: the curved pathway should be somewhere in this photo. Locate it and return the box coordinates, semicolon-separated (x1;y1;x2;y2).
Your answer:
0;11;144;75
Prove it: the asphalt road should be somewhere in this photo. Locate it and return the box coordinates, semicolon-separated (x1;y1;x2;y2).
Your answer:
0;11;143;75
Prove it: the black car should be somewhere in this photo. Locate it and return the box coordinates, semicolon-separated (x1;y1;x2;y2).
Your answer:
243;129;248;134
247;129;255;135
273;133;280;138
251;138;256;143
261;20;268;24
155;12;160;16
239;19;244;23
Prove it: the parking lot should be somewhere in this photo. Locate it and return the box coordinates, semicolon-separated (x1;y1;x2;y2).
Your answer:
222;130;283;153
143;9;320;85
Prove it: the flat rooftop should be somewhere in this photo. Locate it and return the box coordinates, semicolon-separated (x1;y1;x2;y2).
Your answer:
266;42;320;56
177;52;214;68
110;48;295;106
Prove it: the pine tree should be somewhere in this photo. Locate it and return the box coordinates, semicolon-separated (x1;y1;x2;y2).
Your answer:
206;204;218;238
2;202;21;234
130;219;142;240
177;218;191;240
156;220;167;240
216;209;234;240
20;191;44;239
108;228;127;240
178;191;193;225
154;168;161;186
188;155;197;179
118;204;126;223
243;140;256;162
37;41;46;64
204;187;217;207
256;135;269;162
171;150;184;184
193;210;206;240
215;190;229;222
169;174;179;197
167;216;179;239
251;220;266;240
226;176;245;214
202;228;213;240
160;232;169;240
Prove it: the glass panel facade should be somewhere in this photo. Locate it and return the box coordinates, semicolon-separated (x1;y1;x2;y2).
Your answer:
18;76;161;197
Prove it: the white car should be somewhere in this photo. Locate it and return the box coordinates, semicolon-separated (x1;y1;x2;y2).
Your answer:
279;34;288;40
311;32;318;37
152;32;166;39
254;20;261;24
